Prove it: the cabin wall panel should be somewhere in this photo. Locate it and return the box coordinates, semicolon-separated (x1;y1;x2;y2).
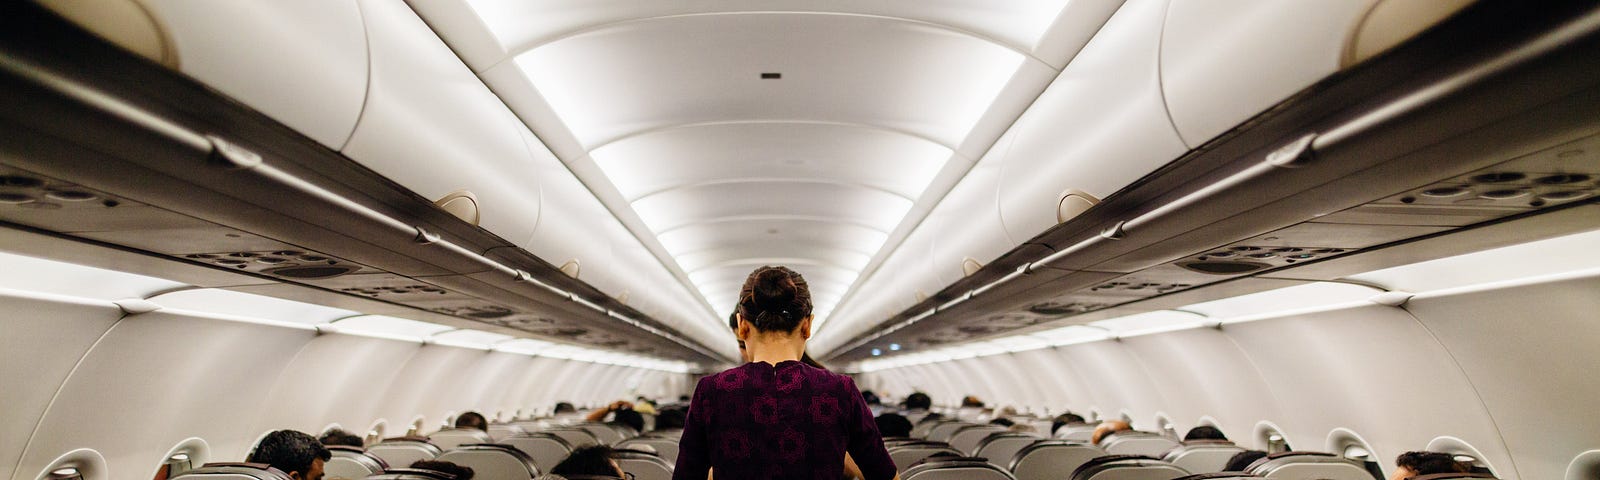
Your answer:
252;332;424;437
1115;329;1286;441
0;293;123;480
1052;341;1169;428
1406;272;1600;480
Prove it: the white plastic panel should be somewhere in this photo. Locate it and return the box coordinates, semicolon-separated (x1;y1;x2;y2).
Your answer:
1089;311;1207;337
1182;282;1380;321
134;0;368;148
341;0;543;244
151;288;358;326
522;164;622;296
429;329;513;349
1345;228;1600;293
0;292;123;480
327;315;455;342
0;250;186;301
996;0;1188;244
1160;0;1379;146
924;154;1009;286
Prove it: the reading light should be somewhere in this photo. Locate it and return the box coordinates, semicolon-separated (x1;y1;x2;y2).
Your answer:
889;343;900;351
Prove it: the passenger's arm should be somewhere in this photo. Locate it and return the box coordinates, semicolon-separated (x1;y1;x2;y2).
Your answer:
671;379;713;480
841;377;899;480
585;400;632;422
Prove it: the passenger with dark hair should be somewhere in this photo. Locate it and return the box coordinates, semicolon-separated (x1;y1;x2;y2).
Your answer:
318;429;364;448
1051;413;1087;435
554;402;577;414
1183;425;1227;441
1392;451;1470;479
550;445;626;478
454;411;488;432
861;390;881;406
961;396;985;408
674;266;898;480
876;413;914;438
586;400;645;433
410;460;474;480
904;392;932;411
1223;450;1267;472
989;417;1015;427
247;430;331;480
654;408;687;431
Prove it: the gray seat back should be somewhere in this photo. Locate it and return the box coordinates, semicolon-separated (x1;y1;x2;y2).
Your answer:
903;457;1018;480
429;429;493;451
486;424;525;442
1056;424;1097;442
363;468;457;480
1248;452;1372;480
1162;441;1245;474
172;464;292;480
616;436;680;462
368;439;443;469
1010;441;1106;480
1070;455;1190;480
888;443;963;473
325;446;386;480
577;423;624;445
543;428;601;447
435;445;539;480
912;418;953;439
972;433;1041;469
613;450;673;480
928;422;976;443
499;432;572;474
1101;432;1180;457
950;425;1010;455
1172;474;1263;480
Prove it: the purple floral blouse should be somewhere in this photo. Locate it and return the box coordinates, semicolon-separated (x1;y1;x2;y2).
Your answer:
672;360;897;480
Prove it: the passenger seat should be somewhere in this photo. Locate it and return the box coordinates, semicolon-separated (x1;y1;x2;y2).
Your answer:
1172;473;1263;480
1008;440;1106;480
486;424;525;442
901;457;1018;480
613;449;673;480
1100;432;1180;456
1161;440;1245;474
971;433;1041;470
363;468;459;480
911;418;954;439
1069;455;1189;480
927;422;976;443
1409;474;1500;480
435;445;539;480
368;438;443;469
616;435;681;461
325;446;388;480
887;442;964;473
169;463;291;480
541;427;602;447
576;423;624;445
430;428;493;450
1245;452;1372;480
949;425;1010;455
498;432;573;475
1055;423;1097;442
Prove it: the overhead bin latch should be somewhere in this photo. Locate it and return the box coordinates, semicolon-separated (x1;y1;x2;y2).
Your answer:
1267;133;1318;168
205;134;263;170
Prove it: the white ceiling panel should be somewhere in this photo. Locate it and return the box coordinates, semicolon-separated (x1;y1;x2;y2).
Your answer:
631;181;914;235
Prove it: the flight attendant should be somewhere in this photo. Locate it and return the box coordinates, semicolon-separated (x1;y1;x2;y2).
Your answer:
674;266;898;480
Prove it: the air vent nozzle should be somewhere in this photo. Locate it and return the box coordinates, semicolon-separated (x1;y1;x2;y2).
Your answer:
1178;260;1269;275
264;265;359;279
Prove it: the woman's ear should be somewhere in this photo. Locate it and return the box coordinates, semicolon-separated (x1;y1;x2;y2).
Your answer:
736;315;752;340
799;316;813;339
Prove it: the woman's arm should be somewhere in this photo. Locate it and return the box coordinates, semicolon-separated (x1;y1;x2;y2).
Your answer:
840;378;899;480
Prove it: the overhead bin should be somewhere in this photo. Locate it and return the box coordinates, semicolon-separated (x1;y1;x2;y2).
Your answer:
996;0;1189;246
524;161;623;298
341;0;542;246
39;0;369;149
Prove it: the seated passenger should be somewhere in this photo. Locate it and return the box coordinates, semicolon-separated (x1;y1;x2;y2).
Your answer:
586;401;645;433
554;402;577;415
875;413;914;438
1051;413;1087;435
1222;450;1267;472
655;408;687;431
1008;423;1038;434
247;430;331;480
318;429;365;448
1391;451;1470;479
454;411;488;432
989;418;1015;427
961;396;985;408
904;392;932;412
1183;425;1227;441
550;445;626;479
410;460;474;480
861;390;882;406
1090;420;1131;445
632;396;657;415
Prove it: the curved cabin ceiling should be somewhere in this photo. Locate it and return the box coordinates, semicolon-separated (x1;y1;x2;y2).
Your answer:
410;0;1113;333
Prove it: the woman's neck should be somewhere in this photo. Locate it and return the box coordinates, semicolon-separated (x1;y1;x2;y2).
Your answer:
745;331;805;365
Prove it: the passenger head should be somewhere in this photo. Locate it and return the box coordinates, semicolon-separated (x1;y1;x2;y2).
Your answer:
554;402;576;414
961;396;985;408
861;390;881;405
453;411;487;432
1009;423;1038;434
989;418;1015;427
1392;451;1470;479
1223;450;1267;472
551;445;625;478
875;413;913;438
610;409;645;433
736;266;813;335
904;392;932;411
1183;425;1227;441
1051;413;1087;434
247;430;331;480
318;429;364;448
655;408;687;430
409;460;474;480
1090;420;1131;445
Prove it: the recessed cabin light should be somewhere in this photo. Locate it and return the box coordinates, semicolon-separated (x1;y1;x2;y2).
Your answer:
760;72;782;79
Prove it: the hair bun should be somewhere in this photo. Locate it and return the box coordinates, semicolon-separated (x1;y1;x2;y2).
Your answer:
752;268;797;310
738;266;813;333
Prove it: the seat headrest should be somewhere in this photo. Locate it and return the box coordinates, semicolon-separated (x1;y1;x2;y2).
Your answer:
175;464;292;480
1172;473;1262;480
1409;474;1499;480
1246;451;1370;480
365;468;458;480
901;457;1015;480
1070;455;1190;480
436;445;540;480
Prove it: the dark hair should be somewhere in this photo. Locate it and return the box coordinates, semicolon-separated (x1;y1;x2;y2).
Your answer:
551;445;621;477
989;417;1015;427
904;392;932;410
1223;450;1268;472
410;460;474;480
655;408;687;430
610;409;645;433
1396;451;1470;476
1183;425;1227;441
454;411;487;431
1052;413;1086;434
961;396;984;408
875;413;913;438
801;352;826;370
861;390;881;406
737;266;812;332
678;395;689;402
248;430;331;477
554;402;576;414
318;428;364;448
